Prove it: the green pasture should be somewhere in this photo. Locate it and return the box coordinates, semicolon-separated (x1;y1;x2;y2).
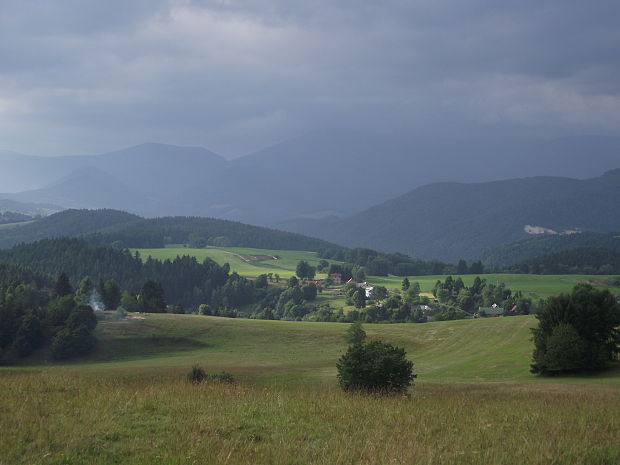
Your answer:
371;273;620;300
134;246;335;279
10;313;620;387
2;314;619;464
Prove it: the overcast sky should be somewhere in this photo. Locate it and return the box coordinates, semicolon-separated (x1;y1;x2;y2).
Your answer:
1;0;619;158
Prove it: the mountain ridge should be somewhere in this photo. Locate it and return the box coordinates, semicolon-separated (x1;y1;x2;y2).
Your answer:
278;169;620;262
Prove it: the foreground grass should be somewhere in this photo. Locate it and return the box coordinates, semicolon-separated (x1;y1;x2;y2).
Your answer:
2;315;619;464
1;373;619;465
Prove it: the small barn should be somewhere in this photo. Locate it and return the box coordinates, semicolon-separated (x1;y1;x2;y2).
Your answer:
478;303;505;317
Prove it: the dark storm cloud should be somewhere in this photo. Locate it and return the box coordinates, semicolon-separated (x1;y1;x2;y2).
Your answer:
0;0;619;156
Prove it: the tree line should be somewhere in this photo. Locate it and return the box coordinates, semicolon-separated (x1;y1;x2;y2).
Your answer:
498;247;620;275
318;247;484;277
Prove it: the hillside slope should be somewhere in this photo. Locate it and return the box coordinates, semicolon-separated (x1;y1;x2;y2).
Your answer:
0;208;344;252
483;232;620;268
284;169;620;262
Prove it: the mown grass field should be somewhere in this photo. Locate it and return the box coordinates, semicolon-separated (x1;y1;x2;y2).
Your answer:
372;273;620;299
1;314;619;464
134;246;334;279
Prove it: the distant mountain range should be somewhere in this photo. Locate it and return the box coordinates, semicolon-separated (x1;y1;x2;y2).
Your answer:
0;197;63;217
280;169;620;262
2;131;620;227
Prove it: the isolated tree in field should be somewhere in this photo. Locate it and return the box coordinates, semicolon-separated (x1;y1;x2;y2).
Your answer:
345;321;366;345
531;284;620;375
138;280;167;313
337;323;415;393
296;261;316;280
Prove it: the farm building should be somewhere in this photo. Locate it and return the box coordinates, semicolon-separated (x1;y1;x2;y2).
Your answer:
478;303;504;317
329;273;342;285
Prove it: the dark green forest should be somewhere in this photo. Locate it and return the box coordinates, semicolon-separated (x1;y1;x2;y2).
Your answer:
506;247;620;275
0;209;344;252
0;265;98;363
483;232;620;268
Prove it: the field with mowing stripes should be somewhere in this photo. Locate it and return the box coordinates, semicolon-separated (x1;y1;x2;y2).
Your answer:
134;246;334;279
1;314;619;464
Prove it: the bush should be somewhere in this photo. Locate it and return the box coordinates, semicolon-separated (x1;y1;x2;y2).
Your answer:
187;365;207;384
113;307;127;321
207;371;236;384
337;325;416;393
187;366;236;384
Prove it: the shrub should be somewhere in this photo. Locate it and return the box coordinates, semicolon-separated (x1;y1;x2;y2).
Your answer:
337;325;416;393
207;371;236;384
187;365;207;384
187;366;235;384
113;307;127;321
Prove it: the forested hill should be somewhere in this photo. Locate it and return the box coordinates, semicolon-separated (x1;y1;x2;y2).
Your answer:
0;208;344;252
506;247;620;275
0;209;141;249
0;238;236;309
284;169;620;262
482;232;620;268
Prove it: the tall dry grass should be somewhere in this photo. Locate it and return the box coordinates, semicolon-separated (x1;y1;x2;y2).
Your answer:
1;371;619;465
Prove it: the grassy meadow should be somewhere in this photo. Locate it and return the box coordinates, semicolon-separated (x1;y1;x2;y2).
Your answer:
371;273;620;299
134;246;334;279
1;314;619;464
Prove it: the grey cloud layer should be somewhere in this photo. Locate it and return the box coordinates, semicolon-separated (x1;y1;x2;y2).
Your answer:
1;0;619;156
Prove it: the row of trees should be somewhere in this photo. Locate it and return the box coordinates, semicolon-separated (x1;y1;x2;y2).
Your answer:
318;247;484;277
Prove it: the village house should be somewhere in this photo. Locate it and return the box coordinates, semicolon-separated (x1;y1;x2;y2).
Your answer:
346;279;375;298
477;303;504;317
329;273;342;285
